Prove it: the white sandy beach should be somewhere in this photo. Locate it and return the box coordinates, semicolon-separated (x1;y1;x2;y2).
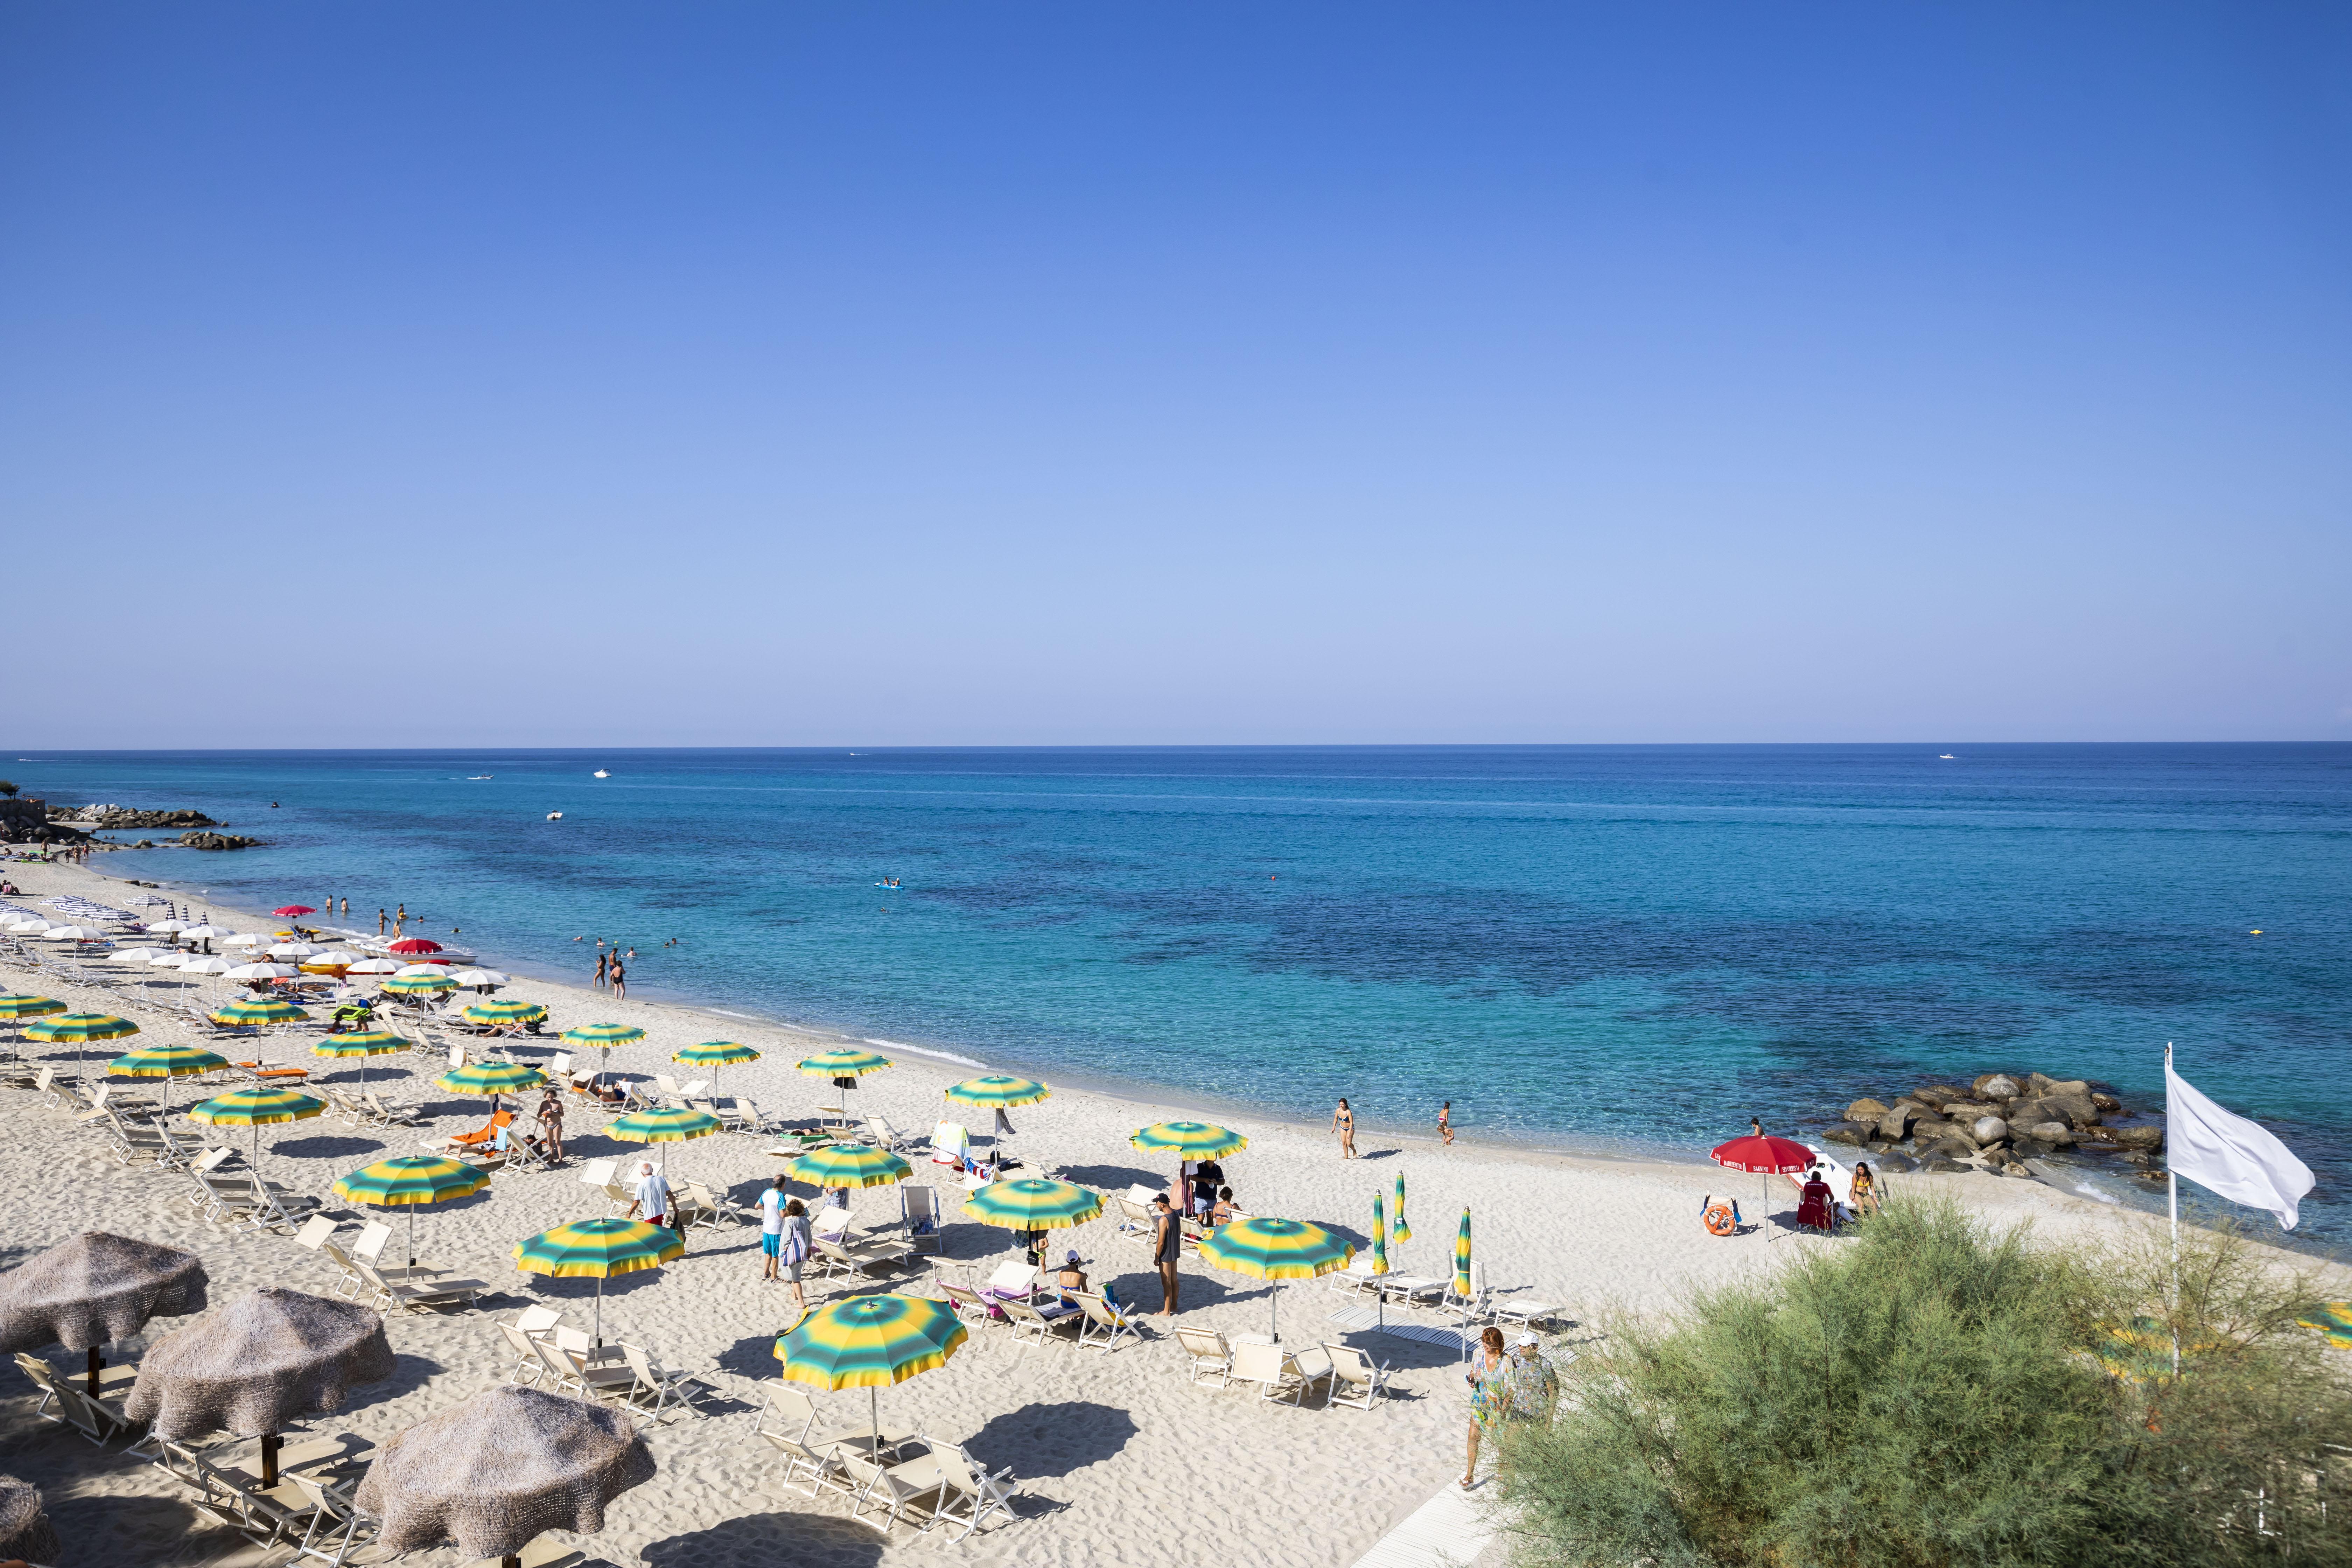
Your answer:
3;852;2326;1568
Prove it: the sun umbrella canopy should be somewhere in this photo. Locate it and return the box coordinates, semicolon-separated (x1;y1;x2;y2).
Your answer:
42;925;103;941
1199;1216;1354;1281
945;1075;1049;1109
210;996;311;1027
450;968;509;987
188;1087;324;1127
355;1384;654;1560
313;1029;410;1057
179;956;236;975
108;1044;226;1078
0;1475;59;1565
148;951;195;967
306;949;364;965
562;1023;645;1048
0;993;67;1021
126;1287;394;1439
104;946;174;964
461;999;546;1026
796;1047;891;1078
222;962;298;981
387;938;443;954
0;1232;207;1354
179;925;223;941
346;958;401;974
335;1155;489;1207
436;1060;546;1096
394;963;451;978
221;933;270;948
961;1178;1102;1231
514;1218;680;1279
272;906;317;918
382;972;457;995
672;1041;758;1067
1709;1135;1816;1175
266;943;320;959
606;1107;720;1143
1130;1121;1249;1159
788;1142;912;1190
774;1292;967;1390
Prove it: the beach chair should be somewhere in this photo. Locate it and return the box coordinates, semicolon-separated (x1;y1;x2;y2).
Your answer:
1231;1338;1323;1407
280;1469;372;1566
621;1080;662;1113
708;1095;750;1130
1373;1272;1447;1306
750;1380;908;1496
811;1206;917;1276
865;1114;921;1155
1441;1266;1494;1329
361;1092;421;1127
899;1185;944;1254
353;1219;460;1282
839;1447;950;1534
680;1078;710;1100
1174;1325;1234;1387
1070;1290;1140;1353
1474;1262;1567;1329
652;1073;684;1104
940;1281;997;1330
17;1354;134;1445
669;1182;720;1230
292;1214;342;1253
729;1095;784;1135
598;1177;637;1217
534;1337;637;1403
1000;1295;1083;1351
925;1444;1022;1543
439;1107;515;1156
1320;1342;1392;1411
317;1241;369;1301
979;1260;1039;1306
618;1340;719;1420
3;1059;44;1090
928;1120;969;1166
498;1319;549;1386
351;1256;487;1314
576;1157;617;1189
1329;1253;1384;1298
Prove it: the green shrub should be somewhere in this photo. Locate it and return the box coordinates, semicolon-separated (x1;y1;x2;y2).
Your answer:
1496;1197;2352;1568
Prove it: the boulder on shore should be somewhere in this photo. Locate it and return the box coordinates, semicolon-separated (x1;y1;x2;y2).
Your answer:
2106;1125;2164;1152
1822;1122;1867;1146
177;831;261;851
1846;1098;1889;1123
2022;1121;2074;1146
1972;1115;2010;1145
1978;1074;2022;1101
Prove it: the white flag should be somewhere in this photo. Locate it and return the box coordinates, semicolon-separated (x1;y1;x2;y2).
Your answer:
2165;1053;2315;1231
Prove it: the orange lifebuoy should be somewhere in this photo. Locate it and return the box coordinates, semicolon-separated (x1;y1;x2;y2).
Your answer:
1703;1201;1738;1237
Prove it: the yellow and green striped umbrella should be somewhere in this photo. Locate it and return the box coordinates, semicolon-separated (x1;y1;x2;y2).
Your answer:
607;1107;721;1144
1200;1215;1354;1341
1393;1171;1411;1244
789;1142;912;1191
435;1060;546;1096
1371;1193;1388;1278
797;1047;891;1078
210;996;311;1027
188;1085;324;1173
775;1291;968;1441
562;1023;645;1048
514;1217;683;1343
2296;1301;2352;1351
0;993;67;1021
461;999;547;1027
1454;1207;1472;1302
335;1154;490;1273
381;972;456;995
1129;1121;1248;1159
960;1178;1102;1232
673;1041;758;1068
30;1012;140;1044
313;1029;409;1056
105;1042;219;1077
945;1075;1049;1110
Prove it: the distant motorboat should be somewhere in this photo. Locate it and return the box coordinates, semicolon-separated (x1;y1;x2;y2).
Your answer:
1938;754;1956;760
468;775;494;780
546;811;564;820
593;770;610;778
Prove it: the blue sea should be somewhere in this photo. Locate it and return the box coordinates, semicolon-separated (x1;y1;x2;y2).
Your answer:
12;745;2350;1248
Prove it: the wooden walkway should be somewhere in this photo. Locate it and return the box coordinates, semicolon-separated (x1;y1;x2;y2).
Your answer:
1349;1480;1496;1568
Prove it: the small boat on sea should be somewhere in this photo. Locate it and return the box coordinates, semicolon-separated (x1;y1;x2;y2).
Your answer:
593;769;610;778
468;775;493;780
546;811;564;821
1938;754;1956;760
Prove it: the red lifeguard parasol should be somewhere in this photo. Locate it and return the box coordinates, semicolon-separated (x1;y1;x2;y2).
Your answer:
387;939;443;955
1709;1133;1816;1241
273;906;317;918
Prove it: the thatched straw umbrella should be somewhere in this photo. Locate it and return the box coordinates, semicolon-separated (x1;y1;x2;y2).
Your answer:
0;1475;59;1564
355;1385;653;1568
0;1232;206;1395
125;1288;394;1486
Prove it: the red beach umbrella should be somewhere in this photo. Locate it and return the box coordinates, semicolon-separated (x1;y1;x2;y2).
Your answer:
273;905;317;918
1709;1134;1816;1242
387;939;443;955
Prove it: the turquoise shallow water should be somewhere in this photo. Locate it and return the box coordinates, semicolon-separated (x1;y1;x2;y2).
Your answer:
12;744;2350;1243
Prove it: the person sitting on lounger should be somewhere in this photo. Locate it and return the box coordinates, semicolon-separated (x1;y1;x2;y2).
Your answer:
1795;1167;1837;1232
1210;1186;1238;1225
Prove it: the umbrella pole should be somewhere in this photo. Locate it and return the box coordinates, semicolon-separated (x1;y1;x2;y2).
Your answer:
86;1346;103;1396
870;1386;880;1445
261;1432;281;1488
595;1276;604;1347
408;1204;418;1272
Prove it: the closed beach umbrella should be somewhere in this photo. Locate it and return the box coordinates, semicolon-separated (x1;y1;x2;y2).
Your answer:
210;995;311;1028
945;1075;1049;1110
1129;1121;1249;1159
436;1060;546;1097
775;1291;967;1451
1200;1216;1356;1343
1709;1133;1815;1241
0;1474;60;1565
188;1086;324;1175
672;1040;756;1094
1454;1208;1472;1302
126;1287;394;1485
335;1155;489;1273
961;1178;1102;1232
563;1023;646;1083
514;1218;681;1344
1393;1171;1412;1244
356;1383;653;1568
312;1028;410;1091
0;1232;207;1394
1371;1193;1388;1278
462;999;546;1027
383;972;456;997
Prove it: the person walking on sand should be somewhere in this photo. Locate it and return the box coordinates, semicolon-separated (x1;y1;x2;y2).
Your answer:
777;1197;812;1311
757;1176;789;1280
594;952;607;989
626;1160;680;1250
536;1086;565;1163
1461;1325;1511;1488
1332;1098;1357;1159
1153;1194;1182;1315
1439;1100;1454;1147
610;958;625;1000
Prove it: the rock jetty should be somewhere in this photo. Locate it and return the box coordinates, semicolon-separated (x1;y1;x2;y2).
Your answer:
51;804;219;830
1821;1072;2163;1183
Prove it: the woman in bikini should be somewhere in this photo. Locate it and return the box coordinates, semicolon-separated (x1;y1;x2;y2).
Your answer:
1332;1098;1357;1159
1439;1100;1454;1147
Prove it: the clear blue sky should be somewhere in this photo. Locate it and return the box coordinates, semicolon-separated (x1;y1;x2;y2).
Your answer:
4;3;2346;747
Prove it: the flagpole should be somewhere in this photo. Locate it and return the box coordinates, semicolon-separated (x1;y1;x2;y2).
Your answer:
2166;1042;2180;1377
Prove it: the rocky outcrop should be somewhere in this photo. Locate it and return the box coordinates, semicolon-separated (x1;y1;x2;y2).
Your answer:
0;798;88;844
177;831;261;851
1815;1067;2163;1185
56;804;218;830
